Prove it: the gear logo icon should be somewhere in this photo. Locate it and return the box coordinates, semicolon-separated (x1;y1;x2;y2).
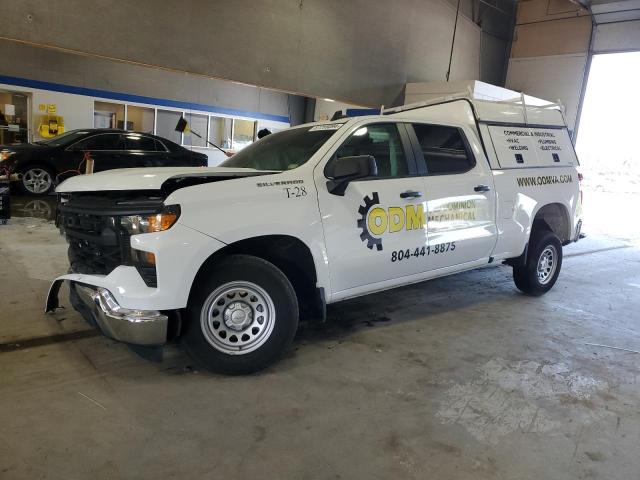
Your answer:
357;192;383;251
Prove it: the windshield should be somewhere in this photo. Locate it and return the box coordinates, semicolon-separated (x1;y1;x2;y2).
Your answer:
220;125;340;171
34;130;90;147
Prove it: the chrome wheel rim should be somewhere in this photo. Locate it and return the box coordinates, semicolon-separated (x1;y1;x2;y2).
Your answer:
22;168;52;194
537;245;557;285
200;281;275;355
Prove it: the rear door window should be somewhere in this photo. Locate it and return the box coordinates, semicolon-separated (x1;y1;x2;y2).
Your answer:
124;134;157;151
411;124;474;175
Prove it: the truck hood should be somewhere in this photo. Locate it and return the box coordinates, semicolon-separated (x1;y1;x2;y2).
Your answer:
56;167;277;193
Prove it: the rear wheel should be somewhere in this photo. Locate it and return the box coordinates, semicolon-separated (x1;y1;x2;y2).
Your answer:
17;165;55;195
182;255;299;375
513;229;563;296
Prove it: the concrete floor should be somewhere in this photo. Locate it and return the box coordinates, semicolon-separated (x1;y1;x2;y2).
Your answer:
1;201;640;479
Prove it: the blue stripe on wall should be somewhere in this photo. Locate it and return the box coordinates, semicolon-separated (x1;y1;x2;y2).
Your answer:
0;74;290;123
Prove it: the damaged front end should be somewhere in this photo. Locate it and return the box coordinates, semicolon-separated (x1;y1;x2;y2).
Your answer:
46;191;176;345
47;280;168;345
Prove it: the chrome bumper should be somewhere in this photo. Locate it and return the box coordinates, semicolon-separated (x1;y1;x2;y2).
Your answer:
48;281;168;345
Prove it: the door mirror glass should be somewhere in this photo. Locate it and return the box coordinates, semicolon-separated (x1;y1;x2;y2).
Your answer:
325;154;377;196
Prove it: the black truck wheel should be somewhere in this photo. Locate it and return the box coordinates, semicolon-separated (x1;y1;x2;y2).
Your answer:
182;254;299;375
513;229;563;296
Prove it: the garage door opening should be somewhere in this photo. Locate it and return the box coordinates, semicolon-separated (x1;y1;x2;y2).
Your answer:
576;51;640;244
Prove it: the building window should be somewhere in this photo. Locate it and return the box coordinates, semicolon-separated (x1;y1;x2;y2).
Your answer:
183;113;208;148
209;116;233;149
233;119;256;151
126;106;155;133
94;101;124;129
156;109;182;145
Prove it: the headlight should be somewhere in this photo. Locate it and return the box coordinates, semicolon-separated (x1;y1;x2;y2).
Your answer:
120;205;180;235
0;150;15;162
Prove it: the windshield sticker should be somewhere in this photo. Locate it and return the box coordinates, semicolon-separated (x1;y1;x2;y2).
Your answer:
309;124;344;131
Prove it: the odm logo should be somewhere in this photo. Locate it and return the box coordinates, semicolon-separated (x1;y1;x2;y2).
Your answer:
357;192;426;251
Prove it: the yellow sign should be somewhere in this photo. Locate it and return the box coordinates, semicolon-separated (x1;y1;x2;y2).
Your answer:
38;104;46;111
367;204;426;236
47;104;57;114
38;115;65;138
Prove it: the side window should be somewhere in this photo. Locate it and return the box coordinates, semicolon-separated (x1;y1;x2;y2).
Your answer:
154;139;168;152
124;134;157;151
412;124;474;175
336;123;409;178
73;134;124;151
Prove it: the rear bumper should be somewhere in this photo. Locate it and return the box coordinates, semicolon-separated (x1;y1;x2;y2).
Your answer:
574;219;583;242
49;280;168;345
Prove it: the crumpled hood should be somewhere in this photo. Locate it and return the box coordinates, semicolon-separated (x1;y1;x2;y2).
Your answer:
56;166;277;193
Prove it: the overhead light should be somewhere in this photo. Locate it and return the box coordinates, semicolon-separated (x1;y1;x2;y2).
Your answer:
324;98;335;102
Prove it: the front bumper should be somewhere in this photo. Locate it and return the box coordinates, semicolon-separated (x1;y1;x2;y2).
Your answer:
49;280;168;345
0;173;21;182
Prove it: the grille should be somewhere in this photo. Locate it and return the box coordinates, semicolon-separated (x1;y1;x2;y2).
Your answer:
62;211;130;276
58;194;162;287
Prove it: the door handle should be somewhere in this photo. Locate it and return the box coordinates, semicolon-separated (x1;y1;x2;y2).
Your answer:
474;184;491;192
400;190;422;199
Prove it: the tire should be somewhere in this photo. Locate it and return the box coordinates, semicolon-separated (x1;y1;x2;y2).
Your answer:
513;229;563;296
182;254;299;375
17;165;55;196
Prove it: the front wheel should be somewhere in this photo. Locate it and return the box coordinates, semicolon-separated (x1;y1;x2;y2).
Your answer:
513;230;563;296
182;255;299;375
17;165;55;195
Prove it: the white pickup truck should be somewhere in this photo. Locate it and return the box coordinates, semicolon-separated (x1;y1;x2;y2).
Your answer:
46;95;583;374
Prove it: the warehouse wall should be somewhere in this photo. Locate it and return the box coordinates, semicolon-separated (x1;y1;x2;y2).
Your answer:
505;0;591;132
0;0;514;108
593;21;640;53
0;40;296;121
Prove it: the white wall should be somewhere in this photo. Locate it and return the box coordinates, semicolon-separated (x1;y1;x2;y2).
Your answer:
0;83;94;139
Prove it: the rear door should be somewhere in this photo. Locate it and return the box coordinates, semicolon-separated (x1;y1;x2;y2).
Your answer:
408;123;497;271
121;133;168;167
316;122;430;293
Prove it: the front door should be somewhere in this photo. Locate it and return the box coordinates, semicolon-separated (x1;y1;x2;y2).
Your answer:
316;122;430;294
68;133;126;172
408;123;497;271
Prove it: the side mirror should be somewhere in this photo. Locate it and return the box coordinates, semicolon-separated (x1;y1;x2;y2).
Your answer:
325;155;377;196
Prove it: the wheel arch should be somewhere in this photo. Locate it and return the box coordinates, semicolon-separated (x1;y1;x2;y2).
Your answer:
189;234;324;321
15;159;58;175
506;202;571;267
532;202;572;244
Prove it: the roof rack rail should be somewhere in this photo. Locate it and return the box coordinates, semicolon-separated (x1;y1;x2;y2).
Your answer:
382;88;564;117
